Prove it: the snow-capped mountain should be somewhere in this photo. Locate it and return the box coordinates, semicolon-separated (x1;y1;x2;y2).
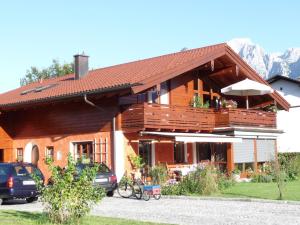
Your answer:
227;38;300;79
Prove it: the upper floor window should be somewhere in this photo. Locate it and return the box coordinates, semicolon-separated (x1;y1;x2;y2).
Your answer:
160;81;169;105
147;90;158;103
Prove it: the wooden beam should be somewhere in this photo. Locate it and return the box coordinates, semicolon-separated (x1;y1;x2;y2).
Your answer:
207;66;235;78
227;143;234;174
250;100;274;109
211;60;215;71
236;65;239;76
253;139;258;172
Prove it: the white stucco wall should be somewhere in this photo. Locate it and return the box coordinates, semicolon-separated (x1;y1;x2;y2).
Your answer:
271;79;300;107
113;131;125;181
277;108;300;153
270;79;300;153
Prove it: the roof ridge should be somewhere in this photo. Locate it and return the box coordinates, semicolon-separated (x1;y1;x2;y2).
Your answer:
24;43;226;84
90;43;226;73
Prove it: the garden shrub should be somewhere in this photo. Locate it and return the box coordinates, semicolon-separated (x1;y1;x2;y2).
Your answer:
199;166;219;195
161;183;183;195
162;166;232;196
34;155;105;224
278;153;300;181
149;165;168;185
251;173;273;183
217;173;236;190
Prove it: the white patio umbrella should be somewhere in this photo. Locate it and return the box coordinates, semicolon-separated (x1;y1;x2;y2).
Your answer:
221;78;274;109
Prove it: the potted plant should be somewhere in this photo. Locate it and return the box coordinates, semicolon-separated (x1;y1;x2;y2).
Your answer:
190;96;210;108
129;154;145;179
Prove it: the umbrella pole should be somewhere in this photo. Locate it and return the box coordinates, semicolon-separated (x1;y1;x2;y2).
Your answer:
246;96;249;109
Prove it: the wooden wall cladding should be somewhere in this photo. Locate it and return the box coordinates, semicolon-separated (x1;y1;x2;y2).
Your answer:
2;99;118;139
169;71;195;106
0;126;13;161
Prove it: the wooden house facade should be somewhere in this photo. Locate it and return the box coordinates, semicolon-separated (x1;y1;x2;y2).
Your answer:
0;44;289;180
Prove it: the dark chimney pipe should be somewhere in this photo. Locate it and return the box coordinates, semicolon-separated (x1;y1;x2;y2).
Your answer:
74;54;89;80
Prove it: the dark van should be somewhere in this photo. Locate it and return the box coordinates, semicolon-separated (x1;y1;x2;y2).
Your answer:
0;163;44;204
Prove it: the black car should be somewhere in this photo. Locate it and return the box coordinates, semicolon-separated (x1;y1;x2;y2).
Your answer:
75;163;117;197
0;163;44;204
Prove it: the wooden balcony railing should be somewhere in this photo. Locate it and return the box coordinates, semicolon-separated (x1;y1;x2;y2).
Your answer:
121;103;277;132
215;108;277;128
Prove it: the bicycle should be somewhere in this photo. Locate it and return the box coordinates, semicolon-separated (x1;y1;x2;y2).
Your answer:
117;173;144;199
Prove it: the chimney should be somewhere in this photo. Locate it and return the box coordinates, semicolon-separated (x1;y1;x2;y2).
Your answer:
74;53;89;80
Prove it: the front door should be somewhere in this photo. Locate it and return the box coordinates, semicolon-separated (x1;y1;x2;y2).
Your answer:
0;149;4;162
138;141;152;167
31;145;39;165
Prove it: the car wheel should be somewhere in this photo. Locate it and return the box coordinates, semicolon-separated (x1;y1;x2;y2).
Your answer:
106;191;114;197
26;197;38;203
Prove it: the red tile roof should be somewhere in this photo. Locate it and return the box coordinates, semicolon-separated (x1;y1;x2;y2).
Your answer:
0;43;290;111
0;43;226;107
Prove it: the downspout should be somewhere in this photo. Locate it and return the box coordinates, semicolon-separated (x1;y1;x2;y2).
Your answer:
84;94;104;111
83;94;119;177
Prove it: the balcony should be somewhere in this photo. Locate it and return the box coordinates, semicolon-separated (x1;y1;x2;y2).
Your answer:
121;103;276;132
215;108;277;128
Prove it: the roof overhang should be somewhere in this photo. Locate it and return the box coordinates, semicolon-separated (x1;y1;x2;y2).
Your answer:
132;45;290;111
140;131;242;143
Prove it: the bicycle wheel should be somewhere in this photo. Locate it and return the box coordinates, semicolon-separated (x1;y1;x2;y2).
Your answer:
143;192;150;201
133;183;143;199
154;194;161;200
117;182;133;198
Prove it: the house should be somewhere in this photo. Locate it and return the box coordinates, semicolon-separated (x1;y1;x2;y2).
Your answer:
0;44;289;180
267;75;300;153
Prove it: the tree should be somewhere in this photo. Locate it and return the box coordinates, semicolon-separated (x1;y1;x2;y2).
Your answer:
20;59;74;86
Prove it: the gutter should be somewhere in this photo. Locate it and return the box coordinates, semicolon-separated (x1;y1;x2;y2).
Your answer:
0;83;140;111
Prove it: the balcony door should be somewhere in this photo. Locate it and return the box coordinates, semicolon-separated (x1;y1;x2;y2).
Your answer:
160;81;169;105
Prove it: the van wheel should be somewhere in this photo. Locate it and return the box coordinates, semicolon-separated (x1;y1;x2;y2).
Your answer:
26;197;38;203
106;191;114;197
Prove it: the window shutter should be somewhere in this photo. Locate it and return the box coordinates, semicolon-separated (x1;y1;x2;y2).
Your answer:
257;139;275;162
233;139;254;163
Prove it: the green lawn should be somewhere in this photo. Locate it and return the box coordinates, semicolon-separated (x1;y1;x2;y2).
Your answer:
220;180;300;201
0;210;166;225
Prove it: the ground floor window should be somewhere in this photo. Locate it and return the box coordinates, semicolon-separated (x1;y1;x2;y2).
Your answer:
46;146;54;160
174;142;185;163
17;148;23;162
235;162;254;174
196;143;211;163
195;143;227;171
74;142;94;163
139;141;152;167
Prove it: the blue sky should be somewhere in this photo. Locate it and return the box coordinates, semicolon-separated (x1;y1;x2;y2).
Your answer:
0;1;299;93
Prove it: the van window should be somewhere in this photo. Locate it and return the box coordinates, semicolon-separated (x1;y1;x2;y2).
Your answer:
24;165;43;178
0;165;10;176
14;166;28;176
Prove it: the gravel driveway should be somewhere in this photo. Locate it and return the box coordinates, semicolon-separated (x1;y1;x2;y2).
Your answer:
0;196;300;225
